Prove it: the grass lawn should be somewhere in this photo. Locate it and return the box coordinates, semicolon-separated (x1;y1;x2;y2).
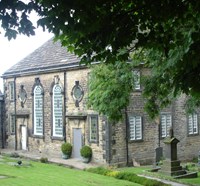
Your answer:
0;156;141;186
119;166;200;186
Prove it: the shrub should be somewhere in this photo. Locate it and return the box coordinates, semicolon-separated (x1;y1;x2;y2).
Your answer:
87;167;170;186
192;157;198;163
10;152;20;158
87;167;112;176
80;145;92;158
115;172;170;186
61;143;72;156
40;157;48;163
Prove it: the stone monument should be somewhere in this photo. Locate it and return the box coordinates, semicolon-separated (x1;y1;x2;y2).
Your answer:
160;128;197;178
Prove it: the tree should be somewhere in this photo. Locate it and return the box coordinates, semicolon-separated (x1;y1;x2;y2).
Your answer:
88;62;134;122
1;0;200;119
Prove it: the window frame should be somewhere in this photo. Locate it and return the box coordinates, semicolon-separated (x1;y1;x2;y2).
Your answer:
10;114;15;134
133;70;141;90
129;115;143;141
88;115;99;143
9;81;15;101
188;113;199;136
160;113;172;138
52;84;63;138
33;85;44;136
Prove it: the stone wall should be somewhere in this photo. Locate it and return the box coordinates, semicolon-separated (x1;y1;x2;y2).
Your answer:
3;66;200;166
110;84;159;166
3;68;106;164
173;94;200;161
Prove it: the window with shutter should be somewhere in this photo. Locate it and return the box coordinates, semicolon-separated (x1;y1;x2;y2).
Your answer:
34;85;43;135
188;113;198;135
53;84;63;137
129;116;142;141
161;114;172;138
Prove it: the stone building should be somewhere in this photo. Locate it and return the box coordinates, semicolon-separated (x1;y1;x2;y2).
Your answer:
1;38;200;166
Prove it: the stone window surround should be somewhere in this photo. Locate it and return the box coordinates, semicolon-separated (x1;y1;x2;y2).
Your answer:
187;113;199;136
88;114;99;144
128;115;143;142
133;69;141;91
31;78;44;137
9;81;15;101
9;114;15;134
50;79;64;139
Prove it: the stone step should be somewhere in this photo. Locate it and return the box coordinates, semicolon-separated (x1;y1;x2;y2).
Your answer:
159;169;186;176
161;165;183;172
163;160;181;167
174;171;198;179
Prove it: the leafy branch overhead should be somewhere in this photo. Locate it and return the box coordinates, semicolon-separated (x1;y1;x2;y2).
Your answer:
1;1;200;118
88;62;134;122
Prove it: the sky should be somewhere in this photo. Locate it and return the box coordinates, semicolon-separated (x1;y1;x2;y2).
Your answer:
0;12;53;91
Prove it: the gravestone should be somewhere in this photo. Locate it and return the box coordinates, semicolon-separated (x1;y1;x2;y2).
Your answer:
160;128;186;176
160;128;197;178
155;147;163;164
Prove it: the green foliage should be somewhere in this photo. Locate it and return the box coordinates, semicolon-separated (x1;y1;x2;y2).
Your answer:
2;1;200;117
80;145;92;158
192;157;198;163
88;61;134;121
0;0;37;40
87;167;113;176
86;167;170;186
61;143;72;156
115;172;170;186
40;157;48;163
183;162;199;172
9;152;20;158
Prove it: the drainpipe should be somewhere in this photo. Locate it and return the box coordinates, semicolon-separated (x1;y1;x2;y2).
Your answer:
158;119;160;147
125;107;129;166
105;117;111;164
0;94;4;148
14;77;17;150
63;71;66;142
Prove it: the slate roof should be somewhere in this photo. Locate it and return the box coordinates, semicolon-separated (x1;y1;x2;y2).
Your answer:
2;38;82;78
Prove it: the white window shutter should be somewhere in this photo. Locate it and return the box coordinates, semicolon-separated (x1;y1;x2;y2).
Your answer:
188;114;198;135
135;116;142;140
161;114;172;138
193;114;198;134
129;116;142;140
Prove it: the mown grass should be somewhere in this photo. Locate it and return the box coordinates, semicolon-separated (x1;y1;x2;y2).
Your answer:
0;156;141;186
2;155;200;186
120;165;200;186
86;167;170;186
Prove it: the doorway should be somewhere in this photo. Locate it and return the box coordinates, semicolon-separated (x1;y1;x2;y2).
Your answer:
21;125;27;150
73;128;82;159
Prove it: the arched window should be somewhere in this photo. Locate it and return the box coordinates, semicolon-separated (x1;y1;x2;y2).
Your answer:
53;84;63;137
34;85;43;135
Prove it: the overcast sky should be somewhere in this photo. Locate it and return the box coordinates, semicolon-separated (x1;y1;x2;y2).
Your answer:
0;12;53;91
